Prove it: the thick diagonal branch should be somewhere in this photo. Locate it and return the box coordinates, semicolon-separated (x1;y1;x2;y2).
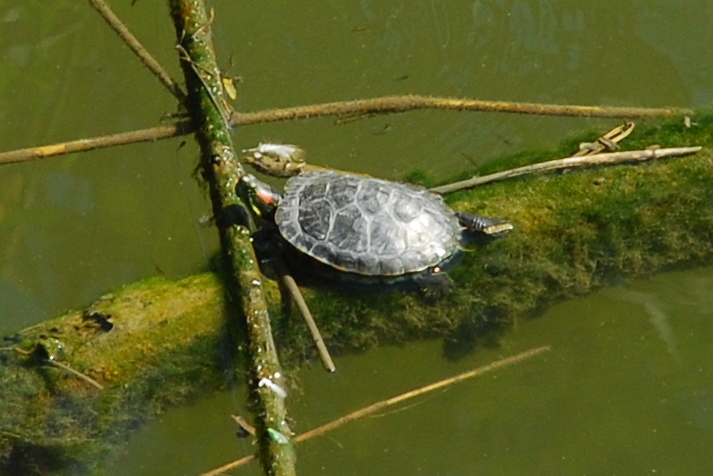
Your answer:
167;2;296;476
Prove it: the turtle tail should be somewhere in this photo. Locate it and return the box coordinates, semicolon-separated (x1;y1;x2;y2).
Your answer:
456;212;513;242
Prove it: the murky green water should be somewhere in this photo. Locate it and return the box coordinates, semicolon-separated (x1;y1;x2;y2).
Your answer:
109;266;713;475
1;1;712;474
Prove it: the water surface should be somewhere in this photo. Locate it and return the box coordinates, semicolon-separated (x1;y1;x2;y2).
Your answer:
111;266;713;475
1;1;712;474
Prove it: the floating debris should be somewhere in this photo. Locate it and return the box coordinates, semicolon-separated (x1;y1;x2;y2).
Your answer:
266;428;290;445
258;377;287;398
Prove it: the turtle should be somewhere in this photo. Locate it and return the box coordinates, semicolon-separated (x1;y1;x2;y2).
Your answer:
241;144;513;288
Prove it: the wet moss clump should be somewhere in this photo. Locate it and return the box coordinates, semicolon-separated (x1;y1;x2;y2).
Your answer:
0;275;237;475
274;116;713;361
2;115;713;474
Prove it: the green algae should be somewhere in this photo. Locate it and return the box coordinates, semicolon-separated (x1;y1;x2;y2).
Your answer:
278;116;713;360
2;116;713;474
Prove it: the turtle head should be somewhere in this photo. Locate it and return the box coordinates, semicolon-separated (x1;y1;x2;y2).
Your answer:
243;143;306;178
241;174;282;220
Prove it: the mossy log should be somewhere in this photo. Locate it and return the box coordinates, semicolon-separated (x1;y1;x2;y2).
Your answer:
2;118;713;474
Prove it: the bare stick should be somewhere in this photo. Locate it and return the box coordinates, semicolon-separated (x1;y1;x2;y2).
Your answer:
0;122;190;166
280;272;337;373
272;256;336;372
231;415;256;437
430;146;703;194
571;122;635;157
45;360;104;390
198;345;550;476
230;95;693;125
0;97;693;166
295;345;550;440
88;0;187;102
1;346;104;390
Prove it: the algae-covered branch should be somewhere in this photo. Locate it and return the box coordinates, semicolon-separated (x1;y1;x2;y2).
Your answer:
167;1;297;475
2;116;712;474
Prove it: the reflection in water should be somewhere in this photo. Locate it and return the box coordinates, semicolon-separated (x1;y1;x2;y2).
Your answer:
428;0;451;48
611;289;682;364
466;0;689;107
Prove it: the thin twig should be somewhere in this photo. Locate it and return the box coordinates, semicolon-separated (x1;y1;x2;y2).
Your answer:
571;122;635;157
175;44;232;129
88;0;187;103
0;121;190;166
280;271;337;373
1;345;104;389
230;95;693;125
231;414;256;437
198;345;550;476
45;360;104;390
0;96;693;166
272;255;336;372
430;146;703;194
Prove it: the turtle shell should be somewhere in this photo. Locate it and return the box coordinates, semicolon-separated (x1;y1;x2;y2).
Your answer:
275;171;461;276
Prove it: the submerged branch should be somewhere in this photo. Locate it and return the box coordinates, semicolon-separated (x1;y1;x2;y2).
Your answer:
199;346;551;476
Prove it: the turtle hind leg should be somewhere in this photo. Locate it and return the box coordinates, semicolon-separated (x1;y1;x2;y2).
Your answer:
456;212;513;243
413;268;454;299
